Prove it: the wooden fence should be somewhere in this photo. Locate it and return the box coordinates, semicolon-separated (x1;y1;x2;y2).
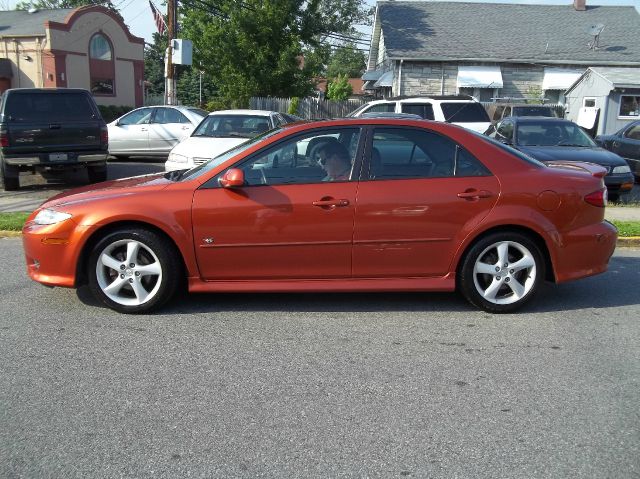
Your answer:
250;96;368;119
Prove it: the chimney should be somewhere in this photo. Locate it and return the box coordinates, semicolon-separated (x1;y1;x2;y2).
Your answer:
574;0;586;11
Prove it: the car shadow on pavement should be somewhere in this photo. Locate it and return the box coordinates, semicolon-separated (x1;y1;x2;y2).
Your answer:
75;255;639;315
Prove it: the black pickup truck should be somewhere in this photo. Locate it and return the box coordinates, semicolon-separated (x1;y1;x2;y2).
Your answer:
0;88;108;191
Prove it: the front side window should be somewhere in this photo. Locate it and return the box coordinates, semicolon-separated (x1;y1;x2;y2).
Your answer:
369;127;490;180
235;128;362;186
619;96;640;117
89;33;112;60
119;108;152;126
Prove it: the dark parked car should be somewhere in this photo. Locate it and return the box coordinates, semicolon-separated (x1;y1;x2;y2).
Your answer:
489;117;634;201
486;103;560;123
0;88;108;191
595;120;640;182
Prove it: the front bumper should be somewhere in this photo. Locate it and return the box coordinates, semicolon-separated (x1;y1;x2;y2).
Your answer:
604;172;635;194
22;218;96;288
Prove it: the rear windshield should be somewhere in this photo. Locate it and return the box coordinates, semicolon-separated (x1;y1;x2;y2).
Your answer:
5;92;96;122
441;102;490;123
512;106;556;117
188;108;209;117
192;115;271;138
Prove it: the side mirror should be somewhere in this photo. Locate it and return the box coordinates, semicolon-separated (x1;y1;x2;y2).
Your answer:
219;168;245;188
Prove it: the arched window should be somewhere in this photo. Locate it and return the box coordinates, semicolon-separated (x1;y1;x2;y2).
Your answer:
89;33;115;95
89;33;112;60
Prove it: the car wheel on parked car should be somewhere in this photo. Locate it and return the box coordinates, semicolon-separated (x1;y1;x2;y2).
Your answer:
458;232;545;313
87;165;108;183
1;162;19;191
87;228;181;313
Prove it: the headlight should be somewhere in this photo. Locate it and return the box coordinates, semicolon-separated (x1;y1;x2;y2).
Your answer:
612;165;631;174
33;209;72;225
168;153;188;163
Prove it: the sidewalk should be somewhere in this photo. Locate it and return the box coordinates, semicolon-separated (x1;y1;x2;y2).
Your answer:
605;206;640;222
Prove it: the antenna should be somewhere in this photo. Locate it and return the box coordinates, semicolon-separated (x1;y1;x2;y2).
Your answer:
587;24;605;50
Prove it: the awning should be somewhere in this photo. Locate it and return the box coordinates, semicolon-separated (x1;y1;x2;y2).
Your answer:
362;70;384;81
373;70;393;88
0;59;13;78
457;66;503;89
362;80;376;90
542;68;584;90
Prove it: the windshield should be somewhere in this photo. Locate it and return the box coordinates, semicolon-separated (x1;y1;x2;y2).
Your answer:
178;128;282;181
192;115;271;138
468;130;545;168
516;122;597;147
512;106;556;117
441;102;490;123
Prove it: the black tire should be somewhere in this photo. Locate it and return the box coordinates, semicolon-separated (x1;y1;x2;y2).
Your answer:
608;193;619;203
458;231;545;313
87;165;108;183
87;228;181;314
1;162;19;191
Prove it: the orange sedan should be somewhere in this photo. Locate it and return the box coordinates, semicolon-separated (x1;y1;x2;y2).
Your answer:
22;118;617;314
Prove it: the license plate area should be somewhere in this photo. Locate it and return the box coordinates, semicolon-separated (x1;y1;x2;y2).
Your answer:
49;153;68;162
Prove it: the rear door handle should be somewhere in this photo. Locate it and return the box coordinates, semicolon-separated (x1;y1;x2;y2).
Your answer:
313;198;350;208
457;189;493;200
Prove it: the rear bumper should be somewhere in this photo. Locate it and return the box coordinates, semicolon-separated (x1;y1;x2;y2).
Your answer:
3;152;107;167
553;221;617;283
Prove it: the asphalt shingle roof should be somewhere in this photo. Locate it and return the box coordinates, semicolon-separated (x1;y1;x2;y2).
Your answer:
590;67;640;86
0;8;74;36
377;1;640;65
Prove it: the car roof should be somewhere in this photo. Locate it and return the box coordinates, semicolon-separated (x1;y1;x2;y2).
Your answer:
365;95;477;105
207;109;275;117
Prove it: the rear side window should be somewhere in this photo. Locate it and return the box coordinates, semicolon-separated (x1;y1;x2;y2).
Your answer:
441;102;490;123
401;103;435;120
5;92;96;122
154;108;189;124
362;103;395;114
370;127;491;180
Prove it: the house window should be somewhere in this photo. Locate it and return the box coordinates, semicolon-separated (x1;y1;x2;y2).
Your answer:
90;34;112;61
583;97;596;108
89;33;115;96
619;95;640;117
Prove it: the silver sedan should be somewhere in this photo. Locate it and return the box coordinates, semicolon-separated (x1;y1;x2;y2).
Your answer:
107;106;207;159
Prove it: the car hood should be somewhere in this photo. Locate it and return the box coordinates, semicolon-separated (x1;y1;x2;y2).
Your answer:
41;173;172;209
171;136;248;159
517;145;627;167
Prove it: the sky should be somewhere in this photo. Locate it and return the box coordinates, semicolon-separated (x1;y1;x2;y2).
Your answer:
2;0;640;46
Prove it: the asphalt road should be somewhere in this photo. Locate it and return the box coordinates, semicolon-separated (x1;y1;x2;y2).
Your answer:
1;238;639;478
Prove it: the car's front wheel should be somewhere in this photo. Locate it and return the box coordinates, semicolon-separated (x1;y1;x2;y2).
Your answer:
458;232;545;313
87;228;180;313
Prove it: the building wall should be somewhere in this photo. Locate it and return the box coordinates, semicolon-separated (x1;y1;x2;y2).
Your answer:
0;37;44;89
565;70;611;134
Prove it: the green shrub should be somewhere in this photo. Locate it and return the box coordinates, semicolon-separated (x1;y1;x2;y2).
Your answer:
288;97;299;115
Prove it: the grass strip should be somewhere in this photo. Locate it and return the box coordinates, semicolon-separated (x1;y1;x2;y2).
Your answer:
0;212;30;231
1;212;639;237
610;220;640;237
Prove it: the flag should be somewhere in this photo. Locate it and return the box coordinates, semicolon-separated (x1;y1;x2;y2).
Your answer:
149;1;166;35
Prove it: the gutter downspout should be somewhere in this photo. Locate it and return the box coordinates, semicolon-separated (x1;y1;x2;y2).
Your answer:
398;59;403;96
441;62;445;95
13;40;20;88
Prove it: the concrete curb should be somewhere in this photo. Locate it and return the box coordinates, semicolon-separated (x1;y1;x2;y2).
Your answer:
2;231;639;247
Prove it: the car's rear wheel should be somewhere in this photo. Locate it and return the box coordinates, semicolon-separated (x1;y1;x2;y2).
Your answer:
458;232;545;313
1;162;19;191
87;228;180;313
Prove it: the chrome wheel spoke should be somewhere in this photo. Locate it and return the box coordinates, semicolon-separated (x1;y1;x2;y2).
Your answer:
483;278;504;301
475;261;497;275
104;276;128;296
130;280;150;303
137;262;161;277
496;242;509;266
510;254;535;273
125;241;141;265
100;253;122;272
507;278;526;299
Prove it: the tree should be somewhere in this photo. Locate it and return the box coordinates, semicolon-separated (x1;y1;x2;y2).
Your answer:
326;44;366;79
144;32;167;100
181;0;371;107
326;74;352;101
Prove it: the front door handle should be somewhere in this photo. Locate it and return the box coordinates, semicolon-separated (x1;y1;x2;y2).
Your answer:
457;189;493;200
313;197;350;209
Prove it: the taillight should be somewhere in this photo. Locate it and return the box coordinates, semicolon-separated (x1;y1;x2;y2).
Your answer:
100;127;108;144
584;188;607;208
0;130;8;147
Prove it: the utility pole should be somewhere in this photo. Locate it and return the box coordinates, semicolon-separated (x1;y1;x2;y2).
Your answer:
165;0;176;105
